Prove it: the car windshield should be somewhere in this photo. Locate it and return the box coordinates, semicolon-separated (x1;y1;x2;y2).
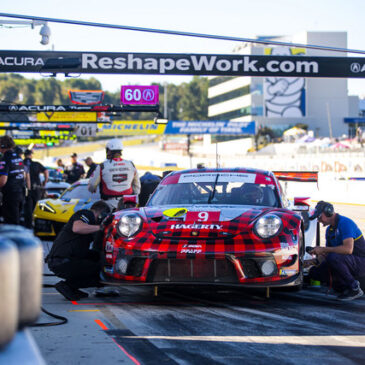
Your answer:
148;172;280;207
61;184;100;201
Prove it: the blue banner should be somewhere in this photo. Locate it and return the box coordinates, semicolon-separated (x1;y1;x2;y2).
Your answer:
164;121;256;135
344;118;365;124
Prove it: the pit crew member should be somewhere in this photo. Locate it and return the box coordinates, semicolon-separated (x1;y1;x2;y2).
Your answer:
0;136;27;225
88;139;141;210
46;200;111;301
307;201;365;301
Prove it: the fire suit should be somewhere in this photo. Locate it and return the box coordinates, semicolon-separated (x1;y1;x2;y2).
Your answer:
88;157;140;210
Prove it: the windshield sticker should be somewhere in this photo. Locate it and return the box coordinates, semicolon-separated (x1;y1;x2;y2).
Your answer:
178;172;256;183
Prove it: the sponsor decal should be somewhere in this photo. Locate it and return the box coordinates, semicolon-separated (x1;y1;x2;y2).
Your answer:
0;57;44;66
171;223;222;230
163;207;188;218
180;244;203;254
178;172;256;184
279;269;297;276
105;242;113;252
112;173;127;183
9;105;67;112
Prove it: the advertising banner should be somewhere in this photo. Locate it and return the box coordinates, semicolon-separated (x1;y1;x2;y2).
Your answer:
96;121;166;136
164;121;256;135
37;111;97;122
1;50;365;78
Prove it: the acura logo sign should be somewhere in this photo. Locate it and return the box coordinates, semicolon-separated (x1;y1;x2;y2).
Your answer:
351;63;361;73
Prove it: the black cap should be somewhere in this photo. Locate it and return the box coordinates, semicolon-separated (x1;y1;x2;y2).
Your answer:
71;153;77;157
309;201;334;220
24;149;33;156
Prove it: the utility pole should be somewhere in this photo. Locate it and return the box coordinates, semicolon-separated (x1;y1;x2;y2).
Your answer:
326;103;333;140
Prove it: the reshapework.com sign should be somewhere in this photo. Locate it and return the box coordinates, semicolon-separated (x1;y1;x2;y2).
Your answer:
1;50;365;78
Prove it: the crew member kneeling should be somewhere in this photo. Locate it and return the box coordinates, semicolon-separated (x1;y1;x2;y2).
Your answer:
46;200;110;301
88;139;141;210
307;201;365;301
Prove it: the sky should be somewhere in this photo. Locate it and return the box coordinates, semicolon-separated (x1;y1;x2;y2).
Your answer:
1;0;365;96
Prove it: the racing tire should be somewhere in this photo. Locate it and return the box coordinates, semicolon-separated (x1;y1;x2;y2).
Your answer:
0;227;43;329
0;237;19;349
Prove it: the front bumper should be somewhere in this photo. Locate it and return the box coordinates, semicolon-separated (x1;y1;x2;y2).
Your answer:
102;247;301;288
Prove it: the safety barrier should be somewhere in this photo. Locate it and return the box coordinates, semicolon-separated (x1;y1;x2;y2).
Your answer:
0;225;43;349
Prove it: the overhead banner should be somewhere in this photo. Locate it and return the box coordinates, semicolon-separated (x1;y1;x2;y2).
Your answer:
164;121;256;135
37;112;97;122
96;121;166;136
1;50;365;78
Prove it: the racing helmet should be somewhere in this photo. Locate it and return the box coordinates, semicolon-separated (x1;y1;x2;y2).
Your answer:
242;184;264;205
106;139;123;151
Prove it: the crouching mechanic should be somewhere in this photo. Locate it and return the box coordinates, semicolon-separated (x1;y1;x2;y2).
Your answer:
307;201;365;301
46;200;111;301
88;139;141;210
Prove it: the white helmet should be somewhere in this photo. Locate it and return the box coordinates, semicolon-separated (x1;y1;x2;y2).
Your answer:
106;139;123;151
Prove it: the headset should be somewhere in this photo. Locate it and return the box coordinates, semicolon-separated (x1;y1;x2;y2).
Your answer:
317;201;334;217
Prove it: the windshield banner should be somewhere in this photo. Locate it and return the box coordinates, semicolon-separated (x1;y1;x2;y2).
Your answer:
1;50;365;78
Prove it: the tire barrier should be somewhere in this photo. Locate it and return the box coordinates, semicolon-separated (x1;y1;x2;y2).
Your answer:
0;238;19;350
0;226;43;329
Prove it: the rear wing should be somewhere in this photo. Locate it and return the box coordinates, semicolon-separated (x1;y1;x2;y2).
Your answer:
273;171;318;183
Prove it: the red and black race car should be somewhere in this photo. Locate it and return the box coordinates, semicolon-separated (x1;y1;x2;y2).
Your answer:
101;168;318;289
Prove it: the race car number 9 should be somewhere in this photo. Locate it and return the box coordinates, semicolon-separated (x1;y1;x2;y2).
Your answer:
186;211;220;222
121;85;159;105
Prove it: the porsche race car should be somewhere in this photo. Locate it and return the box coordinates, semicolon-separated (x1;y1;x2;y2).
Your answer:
33;179;100;238
101;168;319;289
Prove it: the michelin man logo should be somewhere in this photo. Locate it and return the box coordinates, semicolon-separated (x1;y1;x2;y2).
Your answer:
264;47;306;117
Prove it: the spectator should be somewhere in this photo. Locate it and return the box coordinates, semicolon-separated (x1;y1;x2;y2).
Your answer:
23;149;49;228
139;171;162;206
84;156;97;179
64;153;85;184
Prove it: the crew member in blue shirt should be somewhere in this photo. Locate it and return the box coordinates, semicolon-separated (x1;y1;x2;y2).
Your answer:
308;201;365;301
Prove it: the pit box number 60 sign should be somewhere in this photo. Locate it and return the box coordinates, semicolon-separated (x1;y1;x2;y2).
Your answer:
121;85;159;105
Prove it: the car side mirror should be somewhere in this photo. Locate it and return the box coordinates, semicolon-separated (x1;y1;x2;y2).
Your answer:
47;193;61;199
293;197;310;211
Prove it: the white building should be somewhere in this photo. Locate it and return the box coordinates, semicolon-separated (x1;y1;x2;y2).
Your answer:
208;31;358;138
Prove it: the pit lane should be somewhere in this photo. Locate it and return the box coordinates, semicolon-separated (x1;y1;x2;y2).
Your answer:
29;203;365;364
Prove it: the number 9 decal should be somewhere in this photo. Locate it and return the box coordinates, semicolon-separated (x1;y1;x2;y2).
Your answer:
198;212;208;221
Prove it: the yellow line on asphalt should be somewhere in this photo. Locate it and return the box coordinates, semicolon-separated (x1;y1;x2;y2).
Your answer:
311;200;365;207
68;309;100;312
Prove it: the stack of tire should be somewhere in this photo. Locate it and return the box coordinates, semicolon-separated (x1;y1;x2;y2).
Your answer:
0;225;43;350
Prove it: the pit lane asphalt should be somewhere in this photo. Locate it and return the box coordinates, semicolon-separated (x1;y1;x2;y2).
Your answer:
30;203;365;365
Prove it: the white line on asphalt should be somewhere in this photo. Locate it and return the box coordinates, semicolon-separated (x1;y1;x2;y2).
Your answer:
118;335;365;347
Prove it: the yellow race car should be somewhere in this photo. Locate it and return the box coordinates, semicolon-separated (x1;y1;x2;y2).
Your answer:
33;179;100;239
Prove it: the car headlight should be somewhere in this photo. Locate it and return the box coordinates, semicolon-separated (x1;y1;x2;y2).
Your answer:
255;214;282;238
116;213;143;238
38;202;56;214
